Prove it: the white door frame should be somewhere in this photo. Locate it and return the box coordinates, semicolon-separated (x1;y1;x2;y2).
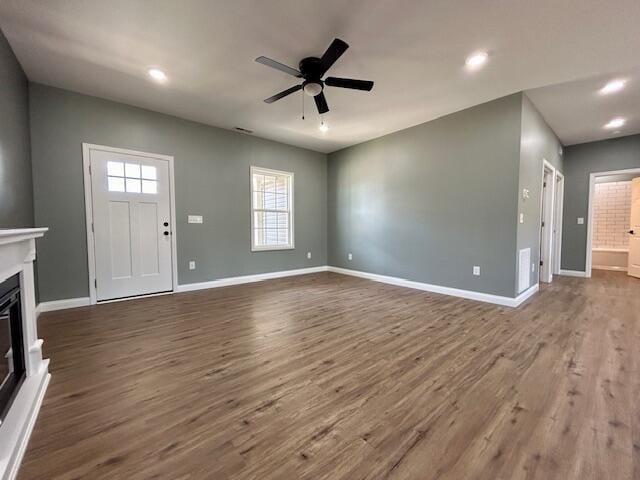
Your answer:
82;143;178;304
586;167;640;278
553;171;565;275
539;159;557;283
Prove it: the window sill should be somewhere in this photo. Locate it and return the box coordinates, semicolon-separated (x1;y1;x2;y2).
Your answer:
251;246;295;252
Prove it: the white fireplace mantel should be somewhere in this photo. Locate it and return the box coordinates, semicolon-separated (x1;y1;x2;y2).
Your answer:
0;228;49;480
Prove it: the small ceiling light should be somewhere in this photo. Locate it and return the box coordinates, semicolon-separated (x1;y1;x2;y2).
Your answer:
303;81;323;97
604;117;625;129
465;51;488;69
319;121;329;133
599;79;626;95
148;68;168;83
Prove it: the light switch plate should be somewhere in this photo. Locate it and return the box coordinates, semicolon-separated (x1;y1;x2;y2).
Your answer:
577;217;584;225
519;213;524;224
188;215;203;224
189;261;196;270
307;252;312;259
473;266;480;276
348;253;353;261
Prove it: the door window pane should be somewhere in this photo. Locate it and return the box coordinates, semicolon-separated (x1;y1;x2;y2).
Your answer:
142;180;157;194
108;176;125;192
126;178;141;193
107;161;124;176
141;165;157;180
125;163;141;178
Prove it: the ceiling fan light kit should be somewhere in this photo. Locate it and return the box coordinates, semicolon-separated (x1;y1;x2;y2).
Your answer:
256;38;374;116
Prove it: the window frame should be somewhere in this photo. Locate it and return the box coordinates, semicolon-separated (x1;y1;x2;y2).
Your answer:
250;166;295;252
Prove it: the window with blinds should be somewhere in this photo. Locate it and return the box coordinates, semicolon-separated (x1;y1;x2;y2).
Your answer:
251;167;294;251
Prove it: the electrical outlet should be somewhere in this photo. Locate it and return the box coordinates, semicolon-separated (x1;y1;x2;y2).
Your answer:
307;252;312;259
473;266;480;276
348;253;353;261
519;213;524;224
188;215;203;224
531;262;535;273
577;217;584;225
189;261;196;270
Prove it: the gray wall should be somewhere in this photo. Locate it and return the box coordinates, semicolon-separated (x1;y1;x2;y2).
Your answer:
516;94;563;292
327;94;523;298
561;134;640;271
0;28;33;227
29;84;327;302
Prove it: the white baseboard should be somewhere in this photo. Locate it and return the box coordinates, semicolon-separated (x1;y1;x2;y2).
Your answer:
36;264;543;313
37;297;90;315
592;265;627;272
36;268;330;315
175;266;329;293
559;269;588;278
327;266;538;308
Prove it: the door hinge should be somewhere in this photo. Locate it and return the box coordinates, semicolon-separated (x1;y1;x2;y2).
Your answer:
543;181;547;187
540;260;544;266
88;164;92;175
541;221;545;227
91;222;94;232
94;279;97;288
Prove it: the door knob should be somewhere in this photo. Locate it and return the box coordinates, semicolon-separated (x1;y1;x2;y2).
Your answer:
163;231;169;236
163;222;169;227
630;230;635;235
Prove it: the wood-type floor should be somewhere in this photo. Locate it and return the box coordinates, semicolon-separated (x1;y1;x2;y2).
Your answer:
19;270;640;479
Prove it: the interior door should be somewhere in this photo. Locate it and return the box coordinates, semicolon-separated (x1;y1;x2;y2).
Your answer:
89;148;173;300
629;177;640;278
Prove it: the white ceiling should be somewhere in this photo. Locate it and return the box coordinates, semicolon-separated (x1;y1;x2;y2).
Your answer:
1;0;640;153
526;68;640;146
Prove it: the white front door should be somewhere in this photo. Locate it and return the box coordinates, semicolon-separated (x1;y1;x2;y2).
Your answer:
89;148;173;300
629;177;640;278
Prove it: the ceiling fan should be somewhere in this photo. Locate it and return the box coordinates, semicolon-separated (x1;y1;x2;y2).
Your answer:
255;38;374;115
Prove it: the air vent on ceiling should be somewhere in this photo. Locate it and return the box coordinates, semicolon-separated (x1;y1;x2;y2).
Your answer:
234;127;253;134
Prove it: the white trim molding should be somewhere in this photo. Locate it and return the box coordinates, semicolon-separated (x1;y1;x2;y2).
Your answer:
559;269;588;278
37;297;91;315
327;266;538;308
177;266;327;293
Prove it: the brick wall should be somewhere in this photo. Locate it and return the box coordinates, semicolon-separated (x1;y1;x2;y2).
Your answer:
593;181;631;250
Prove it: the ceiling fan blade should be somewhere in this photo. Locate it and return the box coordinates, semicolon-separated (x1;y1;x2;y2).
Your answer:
264;84;302;103
255;56;302;78
319;38;349;76
314;92;329;114
325;77;374;91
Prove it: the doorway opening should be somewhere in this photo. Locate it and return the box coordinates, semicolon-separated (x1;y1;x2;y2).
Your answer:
586;168;640;278
539;160;563;283
82;144;178;304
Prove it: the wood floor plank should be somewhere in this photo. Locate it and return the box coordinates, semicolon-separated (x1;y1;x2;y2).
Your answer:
17;270;640;479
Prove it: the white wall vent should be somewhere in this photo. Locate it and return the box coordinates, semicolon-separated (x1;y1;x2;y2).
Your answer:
518;248;531;293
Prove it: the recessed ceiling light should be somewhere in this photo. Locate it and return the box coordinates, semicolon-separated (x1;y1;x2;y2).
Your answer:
465;52;488;69
604;117;625;129
599;79;626;95
319;122;329;133
148;68;168;83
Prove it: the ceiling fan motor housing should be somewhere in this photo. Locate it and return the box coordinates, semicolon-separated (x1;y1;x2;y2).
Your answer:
299;57;323;80
300;57;324;97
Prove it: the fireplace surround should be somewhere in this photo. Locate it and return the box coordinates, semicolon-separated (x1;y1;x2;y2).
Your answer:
0;274;25;422
0;228;49;480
